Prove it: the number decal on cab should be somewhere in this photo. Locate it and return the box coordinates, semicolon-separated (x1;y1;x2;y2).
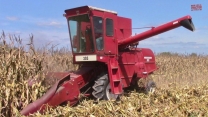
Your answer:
75;55;97;61
83;56;88;60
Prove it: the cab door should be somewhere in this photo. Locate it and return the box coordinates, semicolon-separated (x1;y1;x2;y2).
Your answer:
104;12;117;55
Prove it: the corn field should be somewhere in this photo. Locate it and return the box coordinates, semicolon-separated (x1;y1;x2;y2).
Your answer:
1;31;208;117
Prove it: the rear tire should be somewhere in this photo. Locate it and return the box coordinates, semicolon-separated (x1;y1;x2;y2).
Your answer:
92;74;118;100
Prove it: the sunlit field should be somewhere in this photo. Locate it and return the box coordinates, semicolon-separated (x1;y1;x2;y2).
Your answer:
1;32;208;117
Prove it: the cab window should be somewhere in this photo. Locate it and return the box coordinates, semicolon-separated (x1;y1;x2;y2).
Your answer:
106;18;113;36
93;16;103;50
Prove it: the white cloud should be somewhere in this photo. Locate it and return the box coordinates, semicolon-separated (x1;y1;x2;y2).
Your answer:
6;16;19;21
2;29;70;49
27;30;70;48
5;15;66;28
6;31;22;35
37;21;62;28
139;41;208;54
194;46;199;49
1;15;69;48
152;35;159;39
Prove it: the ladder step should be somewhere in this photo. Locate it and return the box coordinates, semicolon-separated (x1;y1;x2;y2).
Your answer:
108;57;122;94
113;82;122;94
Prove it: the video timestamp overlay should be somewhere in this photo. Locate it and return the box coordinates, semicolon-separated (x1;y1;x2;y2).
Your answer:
191;4;202;11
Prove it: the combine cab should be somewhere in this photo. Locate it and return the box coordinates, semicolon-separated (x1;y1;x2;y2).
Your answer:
21;6;195;116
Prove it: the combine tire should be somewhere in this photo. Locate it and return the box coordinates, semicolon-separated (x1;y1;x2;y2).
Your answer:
92;74;118;100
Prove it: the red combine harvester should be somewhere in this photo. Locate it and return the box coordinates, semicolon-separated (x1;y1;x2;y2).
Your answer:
21;6;195;115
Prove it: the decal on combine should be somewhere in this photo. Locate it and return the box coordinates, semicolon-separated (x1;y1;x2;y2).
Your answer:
144;56;152;62
173;21;178;25
75;55;97;61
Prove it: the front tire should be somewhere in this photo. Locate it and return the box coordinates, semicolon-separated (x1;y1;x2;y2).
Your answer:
92;74;118;100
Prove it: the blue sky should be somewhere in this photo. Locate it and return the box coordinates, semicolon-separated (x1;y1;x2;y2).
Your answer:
0;0;207;54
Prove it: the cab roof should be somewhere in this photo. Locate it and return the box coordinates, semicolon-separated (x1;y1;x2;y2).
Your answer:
65;6;117;14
